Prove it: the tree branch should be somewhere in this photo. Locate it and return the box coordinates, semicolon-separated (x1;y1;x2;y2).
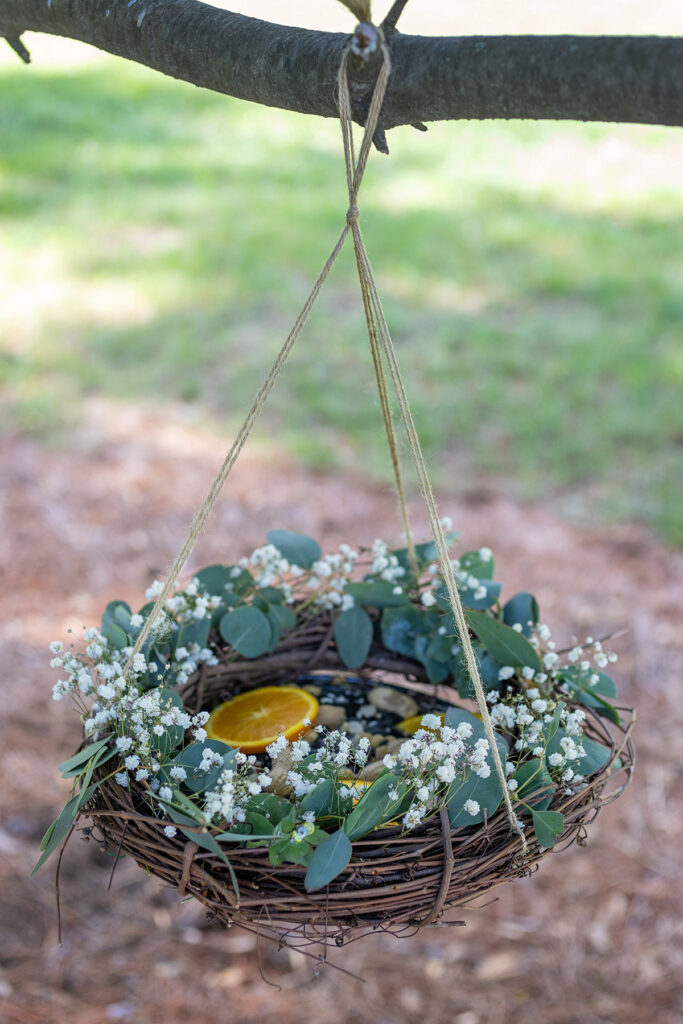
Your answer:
1;0;682;131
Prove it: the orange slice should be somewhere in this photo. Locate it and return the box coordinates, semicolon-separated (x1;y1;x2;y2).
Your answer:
206;686;319;754
397;712;445;735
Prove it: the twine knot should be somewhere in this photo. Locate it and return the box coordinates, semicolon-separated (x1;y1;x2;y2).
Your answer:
346;204;359;225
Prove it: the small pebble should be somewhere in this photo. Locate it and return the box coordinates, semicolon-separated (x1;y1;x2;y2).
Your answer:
368;686;419;720
314;704;346;729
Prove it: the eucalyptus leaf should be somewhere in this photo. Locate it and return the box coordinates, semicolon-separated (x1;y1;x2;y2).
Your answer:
546;731;611;778
532;809;564;848
244;810;274;836
391;534;460;575
219;606;272;658
101;600;132;632
414;635;450;684
445;715;508;828
334;605;373;669
456;579;502;611
103;621;129;651
147;688;186;755
266;529;321;570
345;581;410;608
269;836;314;867
304;828;352;891
503;592;539;636
246;793;295;826
59;736;110;777
381;606;433;658
512;758;555;812
32;782;98;874
465;610;542;673
343;773;406;840
194;564;231;596
175;617;211;653
224;567;255;596
459;549;495;580
300;778;338;818
172;740;235;794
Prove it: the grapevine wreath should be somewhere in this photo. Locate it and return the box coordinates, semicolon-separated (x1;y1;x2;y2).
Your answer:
41;529;634;947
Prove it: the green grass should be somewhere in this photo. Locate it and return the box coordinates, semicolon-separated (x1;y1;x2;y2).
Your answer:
1;57;682;542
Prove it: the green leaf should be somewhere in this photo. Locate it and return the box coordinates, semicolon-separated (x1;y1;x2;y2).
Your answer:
459;549;495;580
172;740;236;794
512;758;555;812
334;605;373;669
558;667;621;724
391;534;460;575
194;564;231;596
269;836;314;867
345;581;410;608
266;529;321;570
461;580;501;610
147;688;186;755
381;606;434;658
465;610;541;672
446;718;508;828
175;616;211;653
546;731;611;778
244;811;274;836
246;793;295;826
103;621;129;651
503;592;539;637
305;828;352;891
266;603;297;647
343;773;406;840
102;600;132;632
544;701;566;745
59;737;111;777
224;567;255;597
447;765;504;829
219;606;272;658
414;635;450;684
300;778;338;819
532;809;564;848
32;783;98;874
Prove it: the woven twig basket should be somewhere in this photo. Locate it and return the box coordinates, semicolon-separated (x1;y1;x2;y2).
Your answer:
86;612;635;948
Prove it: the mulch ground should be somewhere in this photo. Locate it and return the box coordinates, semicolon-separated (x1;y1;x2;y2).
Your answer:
1;400;682;1024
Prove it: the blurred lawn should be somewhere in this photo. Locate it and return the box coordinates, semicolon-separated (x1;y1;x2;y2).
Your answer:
0;35;682;542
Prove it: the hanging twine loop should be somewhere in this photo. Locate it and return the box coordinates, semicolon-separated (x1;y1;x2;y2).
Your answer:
122;25;527;872
337;43;527;854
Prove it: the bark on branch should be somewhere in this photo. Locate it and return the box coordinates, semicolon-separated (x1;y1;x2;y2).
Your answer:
1;0;682;132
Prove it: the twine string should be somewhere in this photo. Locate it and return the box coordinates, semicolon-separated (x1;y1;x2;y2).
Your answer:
123;30;525;852
338;46;526;850
122;40;406;675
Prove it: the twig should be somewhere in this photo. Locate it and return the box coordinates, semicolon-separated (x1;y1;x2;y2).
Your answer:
4;34;30;62
381;0;410;36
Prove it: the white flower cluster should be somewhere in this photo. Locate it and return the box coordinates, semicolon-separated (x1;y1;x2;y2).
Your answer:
531;625;619;677
240;544;296;593
307;544;360;611
173;642;218;685
487;687;586;788
368;539;405;588
50;627;209;786
382;715;492;831
146;578;223;624
202;752;271;827
265;729;372;800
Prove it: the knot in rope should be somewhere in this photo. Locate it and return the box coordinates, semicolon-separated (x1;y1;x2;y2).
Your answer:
346;204;360;225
